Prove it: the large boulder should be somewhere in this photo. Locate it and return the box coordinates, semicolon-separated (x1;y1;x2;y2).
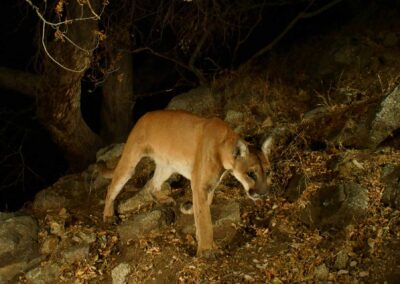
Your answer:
0;213;40;282
177;201;241;247
117;209;175;243
369;85;400;147
300;182;369;229
33;175;84;213
167;87;221;116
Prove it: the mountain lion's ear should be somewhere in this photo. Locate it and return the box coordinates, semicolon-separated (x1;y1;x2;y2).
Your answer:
234;139;249;158
261;136;273;159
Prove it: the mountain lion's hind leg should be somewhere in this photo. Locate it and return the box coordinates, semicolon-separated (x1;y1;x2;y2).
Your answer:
143;163;175;205
103;147;143;222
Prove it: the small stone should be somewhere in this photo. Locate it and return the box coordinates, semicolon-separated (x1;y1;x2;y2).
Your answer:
225;110;245;126
256;263;267;270
112;263;131;284
262;116;274;128
117;189;154;214
350;260;357;267
337;269;349;275
243;274;254;282
40;236;59;255
334;250;348;269
272;277;283;284
62;244;90;264
315;263;329;280
75;230;97;244
49;220;64;237
359;271;369;277
117;210;166;242
25;262;61;284
58;208;68;218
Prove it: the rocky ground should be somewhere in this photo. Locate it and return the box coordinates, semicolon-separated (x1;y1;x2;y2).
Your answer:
2;143;400;283
1;8;400;284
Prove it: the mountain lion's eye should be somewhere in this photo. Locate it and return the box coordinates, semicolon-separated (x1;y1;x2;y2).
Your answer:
247;171;257;181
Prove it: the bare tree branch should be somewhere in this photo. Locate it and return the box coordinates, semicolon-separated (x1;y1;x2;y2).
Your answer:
245;0;344;64
132;47;206;83
303;0;344;18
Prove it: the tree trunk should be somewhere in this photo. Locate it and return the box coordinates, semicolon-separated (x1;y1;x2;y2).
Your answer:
101;52;135;144
36;0;103;170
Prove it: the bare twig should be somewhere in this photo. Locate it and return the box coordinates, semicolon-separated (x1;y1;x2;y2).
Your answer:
302;0;344;18
25;0;107;73
41;23;88;73
25;0;101;27
132;47;206;83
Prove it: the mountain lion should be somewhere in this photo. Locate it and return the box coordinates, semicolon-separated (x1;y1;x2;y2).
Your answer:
103;110;273;257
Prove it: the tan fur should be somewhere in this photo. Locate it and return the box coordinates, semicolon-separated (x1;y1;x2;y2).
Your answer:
103;110;273;257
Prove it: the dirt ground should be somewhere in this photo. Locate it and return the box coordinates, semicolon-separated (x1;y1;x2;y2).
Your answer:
19;146;400;283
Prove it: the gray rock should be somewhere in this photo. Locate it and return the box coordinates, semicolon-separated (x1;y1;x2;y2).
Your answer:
0;215;38;263
315;263;329;280
382;32;398;47
369;85;400;147
381;164;400;209
179;202;241;246
300;182;369;229
62;244;90;264
96;143;124;163
33;176;87;212
167;87;220;116
0;212;17;222
118;189;154;215
302;106;330;120
87;145;125;191
214;202;241;245
25;262;61;284
33;189;69;212
334;250;349;269
0;257;43;283
214;202;241;226
285;172;306;202
40;236;59;255
118;183;173;215
334;44;354;65
117;210;167;242
74;230;97;244
112;263;131;284
224;110;244;127
48;219;65;238
0;236;15;259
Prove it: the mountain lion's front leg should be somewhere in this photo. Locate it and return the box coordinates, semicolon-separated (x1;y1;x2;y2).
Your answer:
191;179;217;257
191;153;223;258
